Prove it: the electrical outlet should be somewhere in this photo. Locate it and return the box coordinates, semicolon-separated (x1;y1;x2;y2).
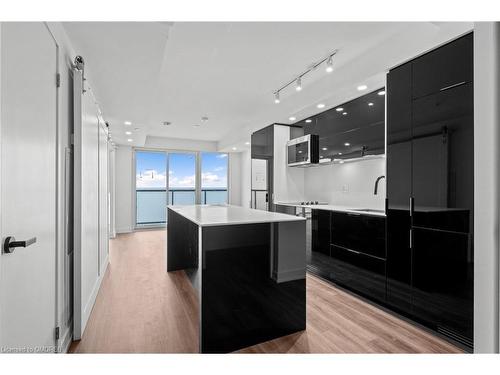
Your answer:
342;184;349;193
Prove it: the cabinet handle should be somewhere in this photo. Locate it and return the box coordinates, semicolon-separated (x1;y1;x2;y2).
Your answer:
409;229;412;249
409;196;414;216
440;81;466;92
343;247;361;255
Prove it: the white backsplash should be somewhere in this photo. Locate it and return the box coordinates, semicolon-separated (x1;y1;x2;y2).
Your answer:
304;158;386;209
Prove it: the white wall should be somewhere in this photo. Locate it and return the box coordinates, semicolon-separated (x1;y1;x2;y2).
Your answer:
229;153;241;206
304;158;386;208
145;135;217;152
473;22;500;353
115;145;133;233
240;149;251;208
273;125;305;203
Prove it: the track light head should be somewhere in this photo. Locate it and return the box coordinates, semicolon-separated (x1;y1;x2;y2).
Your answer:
274;91;280;104
295;77;302;91
326;55;334;73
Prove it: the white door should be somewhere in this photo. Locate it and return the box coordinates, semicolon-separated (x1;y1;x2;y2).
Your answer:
0;23;58;352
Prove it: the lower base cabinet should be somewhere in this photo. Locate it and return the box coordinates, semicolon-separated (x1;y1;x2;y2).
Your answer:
309;208;473;351
330;245;386;303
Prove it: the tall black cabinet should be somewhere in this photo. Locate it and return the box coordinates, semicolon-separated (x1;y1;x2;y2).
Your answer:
386;33;474;349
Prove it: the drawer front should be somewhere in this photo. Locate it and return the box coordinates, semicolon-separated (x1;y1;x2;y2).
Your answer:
331;212;386;259
330;245;386;302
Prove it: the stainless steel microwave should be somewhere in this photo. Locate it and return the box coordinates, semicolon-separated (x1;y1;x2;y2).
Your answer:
286;134;319;167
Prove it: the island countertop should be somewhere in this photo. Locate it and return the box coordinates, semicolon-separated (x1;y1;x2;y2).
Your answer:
167;204;306;227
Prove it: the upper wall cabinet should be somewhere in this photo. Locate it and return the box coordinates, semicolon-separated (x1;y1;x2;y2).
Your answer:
412;33;473;99
251;125;274;159
299;89;385;162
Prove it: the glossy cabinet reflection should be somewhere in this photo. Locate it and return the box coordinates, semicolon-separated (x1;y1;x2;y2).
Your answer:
301;89;385;161
386;62;412;315
386;32;473;349
311;209;330;256
310;209;386;304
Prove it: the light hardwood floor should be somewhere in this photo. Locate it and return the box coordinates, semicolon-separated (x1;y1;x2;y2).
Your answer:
69;229;462;354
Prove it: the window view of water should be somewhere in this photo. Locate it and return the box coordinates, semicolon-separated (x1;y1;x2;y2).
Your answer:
135;151;229;226
136;188;228;225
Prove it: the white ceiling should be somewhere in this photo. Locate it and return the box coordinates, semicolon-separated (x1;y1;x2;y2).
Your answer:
62;22;473;150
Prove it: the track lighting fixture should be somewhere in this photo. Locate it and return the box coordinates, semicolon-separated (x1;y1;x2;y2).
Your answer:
271;49;338;103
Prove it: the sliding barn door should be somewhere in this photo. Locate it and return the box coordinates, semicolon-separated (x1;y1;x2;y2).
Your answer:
73;68;109;340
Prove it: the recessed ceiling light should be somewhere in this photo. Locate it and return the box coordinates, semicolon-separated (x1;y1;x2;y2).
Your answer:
245;141;250;145
344;142;350;146
336;107;343;112
338;152;343;155
289;116;296;121
368;102;374;106
125;131;132;135
357;85;368;91
322;147;328;151
339;160;345;164
124;121;132;125
378;90;386;96
305;119;312;123
317;103;325;109
298;150;303;153
342;112;348;115
232;147;237;151
127;138;133;142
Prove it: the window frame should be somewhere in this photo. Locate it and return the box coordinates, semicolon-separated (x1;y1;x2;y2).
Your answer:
132;147;230;229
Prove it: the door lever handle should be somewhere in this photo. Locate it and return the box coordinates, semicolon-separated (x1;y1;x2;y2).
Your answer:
3;236;37;254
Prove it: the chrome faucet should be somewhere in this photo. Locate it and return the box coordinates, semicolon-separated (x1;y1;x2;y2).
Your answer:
374;175;386;195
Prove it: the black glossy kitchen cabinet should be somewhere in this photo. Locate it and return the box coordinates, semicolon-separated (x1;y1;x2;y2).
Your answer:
386;32;473;349
330;212;385;259
311;209;330;256
300;89;385;161
251;125;274;159
330;212;386;302
309;209;386;304
412;33;473;99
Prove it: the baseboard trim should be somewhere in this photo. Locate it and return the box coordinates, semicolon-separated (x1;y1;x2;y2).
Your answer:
58;322;73;353
116;227;133;234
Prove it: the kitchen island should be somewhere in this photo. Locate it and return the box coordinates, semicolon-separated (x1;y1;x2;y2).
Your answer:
166;204;307;353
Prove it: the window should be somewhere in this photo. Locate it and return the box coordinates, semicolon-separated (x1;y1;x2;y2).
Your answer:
201;152;228;204
135;151;167;225
168;153;196;205
134;150;229;227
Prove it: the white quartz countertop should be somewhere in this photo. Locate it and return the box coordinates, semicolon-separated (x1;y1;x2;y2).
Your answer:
168;204;306;227
274;202;386;217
